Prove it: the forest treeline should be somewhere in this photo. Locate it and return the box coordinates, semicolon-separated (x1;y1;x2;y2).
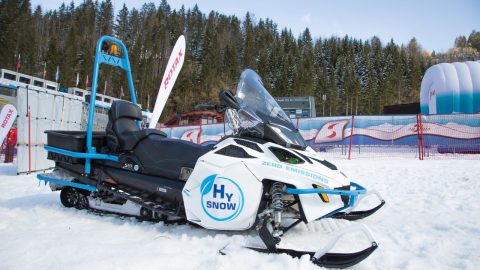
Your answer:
1;0;479;118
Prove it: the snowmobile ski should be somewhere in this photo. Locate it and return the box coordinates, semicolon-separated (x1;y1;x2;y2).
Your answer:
247;244;378;269
220;221;378;269
331;190;385;221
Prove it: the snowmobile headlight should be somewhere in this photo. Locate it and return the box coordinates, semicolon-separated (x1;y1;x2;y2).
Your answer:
313;184;330;203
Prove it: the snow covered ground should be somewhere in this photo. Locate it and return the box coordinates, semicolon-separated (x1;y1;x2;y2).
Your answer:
0;159;479;270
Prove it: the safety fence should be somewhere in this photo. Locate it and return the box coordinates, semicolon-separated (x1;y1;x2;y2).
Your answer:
0;85;108;173
160;113;480;160
15;86;84;173
1;95;479;173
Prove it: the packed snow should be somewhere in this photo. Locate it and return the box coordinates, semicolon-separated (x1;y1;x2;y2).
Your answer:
0;159;479;270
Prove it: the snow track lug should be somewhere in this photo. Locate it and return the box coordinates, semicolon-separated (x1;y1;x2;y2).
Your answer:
76;193;89;209
97;183;183;220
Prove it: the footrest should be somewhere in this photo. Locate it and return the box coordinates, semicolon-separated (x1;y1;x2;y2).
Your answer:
37;174;97;192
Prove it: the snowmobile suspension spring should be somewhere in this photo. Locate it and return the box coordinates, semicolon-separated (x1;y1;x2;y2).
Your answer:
271;182;284;211
271;182;285;228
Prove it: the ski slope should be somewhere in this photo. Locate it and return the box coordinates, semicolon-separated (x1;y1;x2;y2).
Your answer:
0;159;479;270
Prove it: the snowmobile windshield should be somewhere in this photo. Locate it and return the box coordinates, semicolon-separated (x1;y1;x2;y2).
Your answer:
235;69;306;149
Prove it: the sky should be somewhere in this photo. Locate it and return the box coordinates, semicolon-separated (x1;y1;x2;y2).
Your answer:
32;0;480;53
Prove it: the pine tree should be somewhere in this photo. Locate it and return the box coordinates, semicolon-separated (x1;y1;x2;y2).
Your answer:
97;0;113;35
242;12;256;69
63;25;79;86
114;4;129;41
468;30;480;52
298;28;314;97
200;11;221;99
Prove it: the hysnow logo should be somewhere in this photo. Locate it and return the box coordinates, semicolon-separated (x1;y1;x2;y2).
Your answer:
200;174;244;222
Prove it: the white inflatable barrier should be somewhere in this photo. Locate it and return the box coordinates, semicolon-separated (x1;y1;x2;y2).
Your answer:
420;61;480;114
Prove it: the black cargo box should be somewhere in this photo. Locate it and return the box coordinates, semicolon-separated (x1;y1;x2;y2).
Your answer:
45;130;107;164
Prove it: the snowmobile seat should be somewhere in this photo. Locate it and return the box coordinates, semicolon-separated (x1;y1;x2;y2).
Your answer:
106;100;212;180
106;100;166;153
133;135;213;180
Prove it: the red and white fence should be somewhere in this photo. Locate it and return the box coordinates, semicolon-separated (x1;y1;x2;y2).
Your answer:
161;113;480;160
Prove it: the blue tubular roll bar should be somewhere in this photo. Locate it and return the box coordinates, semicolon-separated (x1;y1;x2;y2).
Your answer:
285;182;367;196
285;181;367;217
84;36;138;174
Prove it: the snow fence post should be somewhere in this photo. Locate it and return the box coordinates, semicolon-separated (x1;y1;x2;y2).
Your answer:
348;115;355;160
28;104;31;174
197;119;202;144
416;114;420;160
419;114;425;160
27;85;31;174
416;114;424;160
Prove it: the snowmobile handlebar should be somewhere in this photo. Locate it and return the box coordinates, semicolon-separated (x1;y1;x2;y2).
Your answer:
194;103;227;113
194;89;239;113
194;103;217;111
219;89;240;110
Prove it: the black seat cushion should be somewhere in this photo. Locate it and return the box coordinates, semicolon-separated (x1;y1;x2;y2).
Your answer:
106;100;166;152
106;100;210;180
134;134;213;180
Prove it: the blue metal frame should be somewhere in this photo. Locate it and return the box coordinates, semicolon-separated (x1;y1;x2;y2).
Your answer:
37;36;139;178
37;174;97;192
45;146;119;162
41;36;137;174
285;181;367;218
285;182;367;196
83;36;137;173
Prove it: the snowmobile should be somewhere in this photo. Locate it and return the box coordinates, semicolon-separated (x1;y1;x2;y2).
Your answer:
38;36;385;268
